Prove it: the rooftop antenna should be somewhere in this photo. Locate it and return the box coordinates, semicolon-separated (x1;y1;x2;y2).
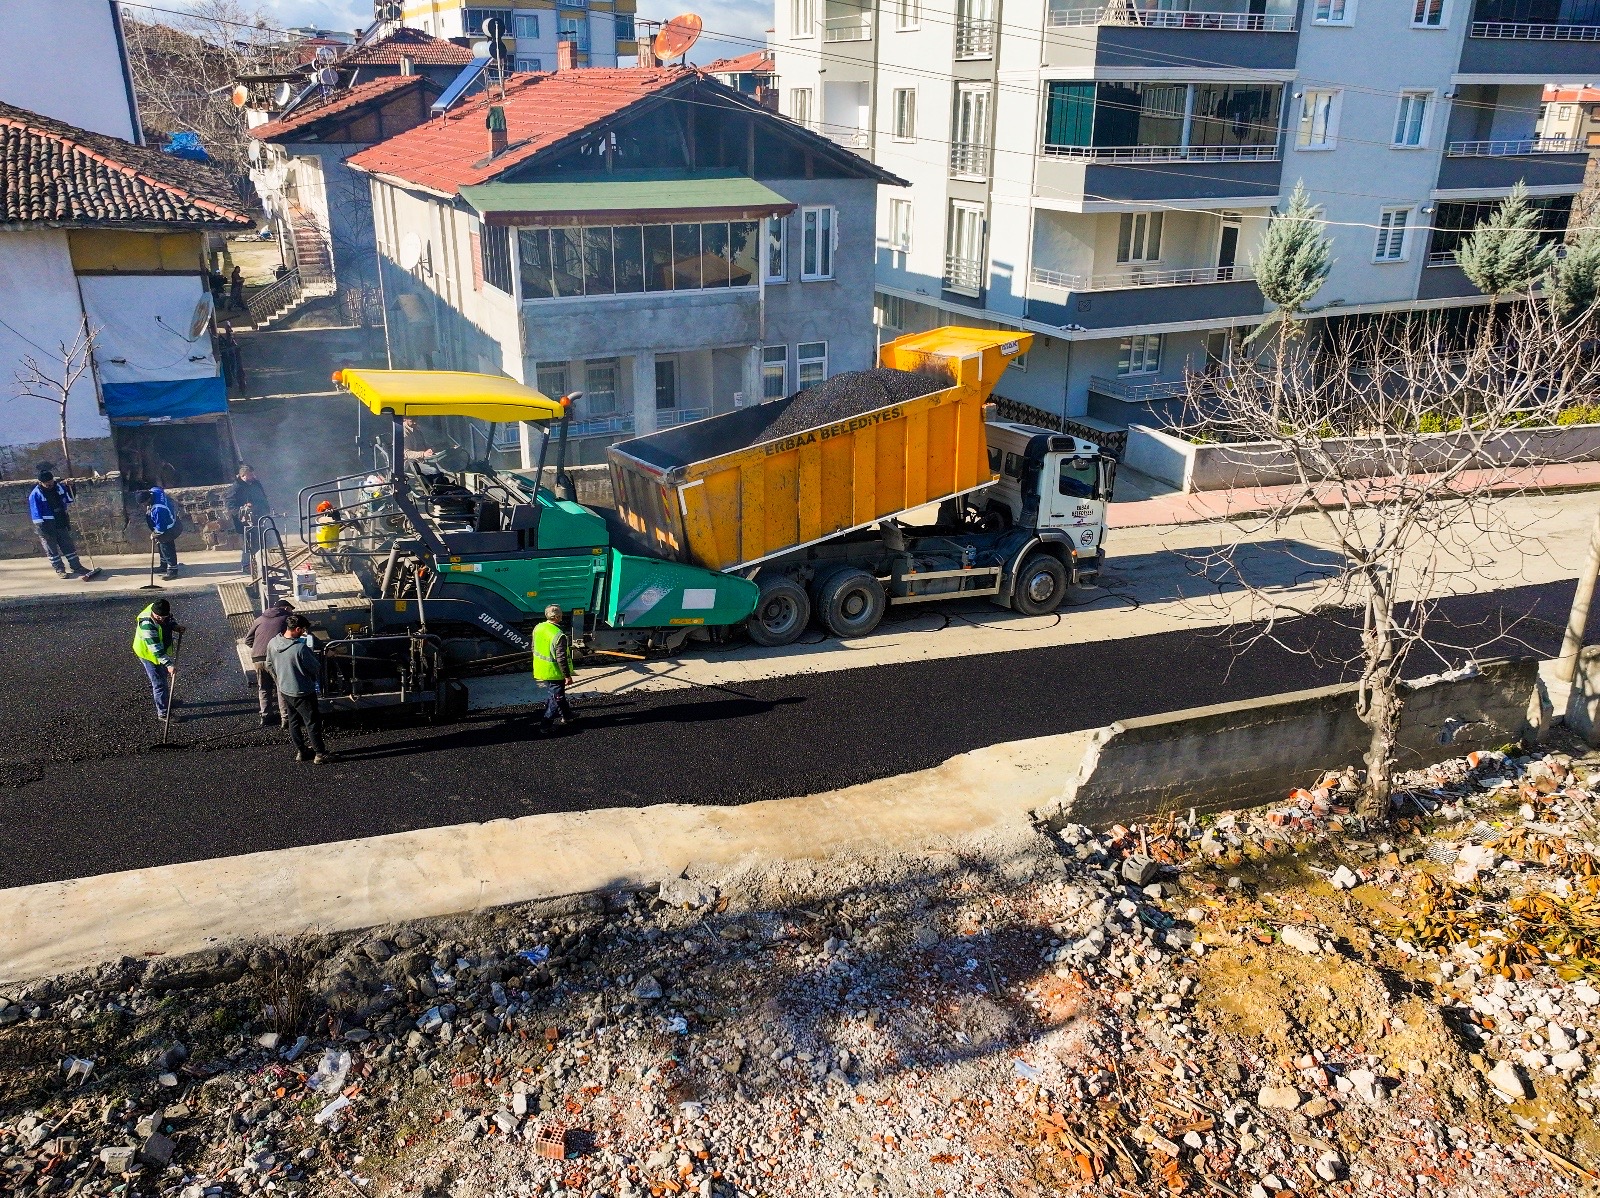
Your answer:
653;13;702;63
482;15;511;99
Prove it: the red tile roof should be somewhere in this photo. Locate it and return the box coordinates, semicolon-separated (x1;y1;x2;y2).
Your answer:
342;27;474;67
347;67;694;195
706;51;773;75
0;99;253;229
251;75;426;143
1544;84;1600;104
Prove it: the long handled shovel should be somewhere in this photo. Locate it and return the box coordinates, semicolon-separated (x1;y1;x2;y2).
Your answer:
139;537;163;592
158;630;184;747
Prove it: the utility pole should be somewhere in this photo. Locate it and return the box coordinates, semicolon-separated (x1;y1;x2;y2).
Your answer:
1555;506;1600;686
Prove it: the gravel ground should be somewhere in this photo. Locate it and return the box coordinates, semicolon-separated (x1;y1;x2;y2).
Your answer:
759;370;949;443
2;746;1598;1198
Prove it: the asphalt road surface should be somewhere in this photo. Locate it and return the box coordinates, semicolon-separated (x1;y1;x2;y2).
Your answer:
0;581;1586;888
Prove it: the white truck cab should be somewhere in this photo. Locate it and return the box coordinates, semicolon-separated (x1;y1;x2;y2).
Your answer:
983;421;1116;570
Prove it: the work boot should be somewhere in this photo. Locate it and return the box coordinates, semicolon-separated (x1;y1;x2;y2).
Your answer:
162;570;179;581
259;713;274;727
295;750;312;763
313;752;336;765
538;719;556;736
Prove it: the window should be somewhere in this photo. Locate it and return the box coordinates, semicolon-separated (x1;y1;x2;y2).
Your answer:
1297;90;1338;149
481;224;513;294
896;0;919;28
512;11;539;37
888;198;913;254
1045;81;1283;154
1118;334;1161;376
1374;208;1411;261
1428;195;1572;262
1560;105;1575;120
1412;0;1444;25
558;14;590;49
797;341;827;388
537;362;569;400
764;215;787;282
1589;130;1600;147
585;359;619;415
945;201;984;292
877;293;909;330
892;88;916;140
615;12;635;39
514;56;543;72
790;88;813;129
1393;91;1430;147
1312;0;1352;22
1117;212;1162;264
1044;82;1094;149
1188;83;1281;150
1059;458;1097;499
1003;451;1022;478
801;206;835;280
518;221;758;299
762;345;788;400
655;359;677;410
791;0;815;36
464;8;512;36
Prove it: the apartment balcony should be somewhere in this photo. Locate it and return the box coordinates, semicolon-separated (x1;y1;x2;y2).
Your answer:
568;413;636;439
1042;143;1277;162
1048;4;1294;31
1436;137;1588;190
1462;0;1600;72
826;126;870;148
1087;373;1196;403
1026;262;1261;330
1036;152;1282;204
955;19;996;58
657;406;712;427
823;12;872;41
944;255;985;295
949;141;992;178
1042;1;1297;69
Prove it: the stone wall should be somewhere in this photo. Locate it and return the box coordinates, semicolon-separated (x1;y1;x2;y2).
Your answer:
0;475;241;558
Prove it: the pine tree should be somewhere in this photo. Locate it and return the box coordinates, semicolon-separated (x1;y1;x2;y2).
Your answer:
1252;181;1333;320
1547;226;1600;322
1456;182;1556;298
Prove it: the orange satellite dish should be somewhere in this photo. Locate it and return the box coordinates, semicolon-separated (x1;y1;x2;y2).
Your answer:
654;13;702;61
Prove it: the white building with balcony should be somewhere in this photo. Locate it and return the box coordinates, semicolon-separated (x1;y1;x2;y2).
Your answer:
403;0;637;68
772;0;1597;442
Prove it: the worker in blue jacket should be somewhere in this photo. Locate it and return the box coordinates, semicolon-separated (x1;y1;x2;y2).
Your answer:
141;486;183;580
29;465;99;581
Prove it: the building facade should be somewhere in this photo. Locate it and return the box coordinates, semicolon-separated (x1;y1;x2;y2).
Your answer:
402;0;637;69
772;0;1597;437
1538;82;1600;151
348;66;901;463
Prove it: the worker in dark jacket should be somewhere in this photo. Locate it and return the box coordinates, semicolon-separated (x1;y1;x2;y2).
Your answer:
141;487;182;580
29;465;99;581
267;614;334;763
241;597;294;725
227;464;271;575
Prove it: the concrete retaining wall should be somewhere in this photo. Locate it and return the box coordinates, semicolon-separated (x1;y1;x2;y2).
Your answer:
1124;422;1600;494
0;475;244;558
1054;657;1539;825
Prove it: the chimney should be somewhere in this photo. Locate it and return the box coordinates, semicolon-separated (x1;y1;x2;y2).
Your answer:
399;53;414;75
557;38;577;71
486;104;507;156
637;32;658;68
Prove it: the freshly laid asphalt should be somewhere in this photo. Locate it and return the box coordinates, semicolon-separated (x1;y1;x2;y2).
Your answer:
0;580;1587;888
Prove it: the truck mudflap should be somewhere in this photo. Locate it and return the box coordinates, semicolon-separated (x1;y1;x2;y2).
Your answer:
602;550;759;630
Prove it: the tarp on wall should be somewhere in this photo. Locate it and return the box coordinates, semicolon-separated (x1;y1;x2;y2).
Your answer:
102;377;227;425
79;274;217;385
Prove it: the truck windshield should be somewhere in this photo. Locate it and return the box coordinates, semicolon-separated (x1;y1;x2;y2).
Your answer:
1058;458;1096;499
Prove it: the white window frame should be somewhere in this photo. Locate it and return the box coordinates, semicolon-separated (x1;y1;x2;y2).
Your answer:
584;358;619;415
1117;212;1162;264
1374;207;1413;262
800;205;836;281
1118;334;1162;376
1393;91;1432;148
514;55;543;72
789;88;813;130
896;0;920;29
1312;0;1354;24
762;345;788;400
891;87;917;141
512;11;539;37
1411;0;1446;26
877;293;909;330
797;340;828;387
764;215;787;283
888;197;913;255
1296;89;1340;150
791;0;816;37
946;200;985;293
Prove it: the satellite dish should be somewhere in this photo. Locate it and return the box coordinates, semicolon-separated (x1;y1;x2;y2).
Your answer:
317;66;338;86
248;140;262;165
315;45;338;64
482;15;503;37
188;294;214;340
400;232;423;271
230;85;250;107
654;13;702;61
274;82;295;106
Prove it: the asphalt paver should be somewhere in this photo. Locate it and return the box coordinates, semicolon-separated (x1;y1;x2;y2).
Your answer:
0;580;1588;888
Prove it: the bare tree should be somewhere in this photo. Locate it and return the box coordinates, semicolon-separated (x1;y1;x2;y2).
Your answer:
13;320;98;479
1179;297;1600;818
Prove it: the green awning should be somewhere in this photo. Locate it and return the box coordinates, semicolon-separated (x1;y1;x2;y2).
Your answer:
460;170;795;227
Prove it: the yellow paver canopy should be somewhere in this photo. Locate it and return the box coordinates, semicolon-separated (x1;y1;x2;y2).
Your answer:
335;369;564;422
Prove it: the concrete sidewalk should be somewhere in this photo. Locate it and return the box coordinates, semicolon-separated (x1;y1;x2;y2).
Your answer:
0;550;246;607
1108;459;1600;528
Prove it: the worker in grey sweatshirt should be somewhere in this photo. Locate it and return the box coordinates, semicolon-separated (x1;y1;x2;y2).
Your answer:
266;614;334;763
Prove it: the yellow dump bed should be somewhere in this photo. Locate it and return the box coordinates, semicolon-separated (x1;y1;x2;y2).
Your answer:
607;327;1033;572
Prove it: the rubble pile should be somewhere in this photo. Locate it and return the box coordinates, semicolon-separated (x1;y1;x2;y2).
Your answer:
3;747;1600;1197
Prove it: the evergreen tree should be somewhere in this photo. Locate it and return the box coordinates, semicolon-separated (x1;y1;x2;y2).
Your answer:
1252;181;1333;319
1547;226;1600;322
1456;182;1556;298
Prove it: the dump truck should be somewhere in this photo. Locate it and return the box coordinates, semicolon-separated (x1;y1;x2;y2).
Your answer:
608;326;1116;644
220;326;1113;713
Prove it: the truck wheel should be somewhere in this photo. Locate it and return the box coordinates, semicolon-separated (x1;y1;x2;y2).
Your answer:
746;577;810;646
1012;553;1068;617
818;568;886;639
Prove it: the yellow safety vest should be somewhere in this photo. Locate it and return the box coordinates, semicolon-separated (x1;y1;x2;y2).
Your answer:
531;619;570;682
132;604;171;665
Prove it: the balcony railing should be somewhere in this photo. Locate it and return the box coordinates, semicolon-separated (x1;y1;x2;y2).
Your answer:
949;141;992;177
1447;135;1580;155
944;255;984;292
657;406;711;427
1030;263;1255;291
823;12;873;40
1471;18;1600;35
954;18;996;56
1041;142;1279;161
1427;250;1459;267
567;413;635;438
1047;5;1295;29
1089;374;1196;403
828;127;870;148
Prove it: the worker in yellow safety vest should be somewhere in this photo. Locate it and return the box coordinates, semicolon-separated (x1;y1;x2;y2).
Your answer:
532;603;577;734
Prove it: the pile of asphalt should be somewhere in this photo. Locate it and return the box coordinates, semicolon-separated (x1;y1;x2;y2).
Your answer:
758;369;949;443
